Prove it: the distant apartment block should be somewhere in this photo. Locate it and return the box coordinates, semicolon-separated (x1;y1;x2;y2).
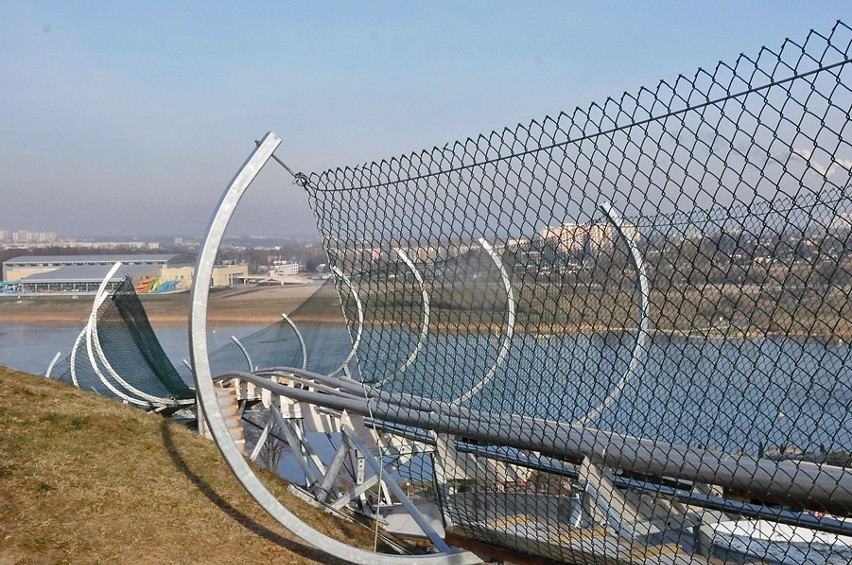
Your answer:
270;260;301;276
8;230;57;243
539;222;619;254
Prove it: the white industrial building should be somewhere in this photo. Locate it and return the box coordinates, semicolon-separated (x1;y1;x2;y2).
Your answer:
1;254;248;295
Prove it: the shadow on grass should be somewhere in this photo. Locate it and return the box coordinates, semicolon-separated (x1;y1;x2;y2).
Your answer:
158;420;350;564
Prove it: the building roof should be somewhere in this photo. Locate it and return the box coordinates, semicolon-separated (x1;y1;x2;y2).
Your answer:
5;254;180;265
19;264;158;284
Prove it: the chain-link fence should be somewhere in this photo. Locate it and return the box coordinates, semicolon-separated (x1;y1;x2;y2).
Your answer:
292;22;852;563
51;21;852;564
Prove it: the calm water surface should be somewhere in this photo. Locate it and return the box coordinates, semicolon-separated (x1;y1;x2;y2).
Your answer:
3;321;850;455
0;322;266;376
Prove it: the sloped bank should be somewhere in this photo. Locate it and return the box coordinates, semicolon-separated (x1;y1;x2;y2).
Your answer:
0;365;376;564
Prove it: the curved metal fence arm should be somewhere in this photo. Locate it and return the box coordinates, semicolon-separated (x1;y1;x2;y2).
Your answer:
189;132;479;565
327;266;364;378
282;313;308;371
450;238;516;405
44;351;61;379
374;248;431;388
576;202;650;425
231;335;255;371
69;328;86;388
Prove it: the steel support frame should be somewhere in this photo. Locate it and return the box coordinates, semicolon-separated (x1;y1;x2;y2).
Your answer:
189;132;479;565
227;367;852;513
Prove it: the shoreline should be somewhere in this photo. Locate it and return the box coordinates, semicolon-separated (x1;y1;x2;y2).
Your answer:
2;291;851;342
0;285;323;326
3;284;851;342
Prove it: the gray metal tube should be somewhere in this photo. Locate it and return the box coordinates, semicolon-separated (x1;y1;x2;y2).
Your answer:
231;335;255;371
224;370;852;533
226;369;852;513
281;313;308;371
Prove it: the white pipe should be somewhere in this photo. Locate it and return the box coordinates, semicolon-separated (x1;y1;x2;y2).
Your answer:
44;351;62;379
70;329;86;387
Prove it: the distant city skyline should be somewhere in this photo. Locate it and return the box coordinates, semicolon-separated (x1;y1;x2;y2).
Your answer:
0;229;58;243
0;227;319;241
1;3;847;237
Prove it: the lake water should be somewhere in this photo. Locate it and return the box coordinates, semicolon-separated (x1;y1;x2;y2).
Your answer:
2;320;850;456
0;322;266;377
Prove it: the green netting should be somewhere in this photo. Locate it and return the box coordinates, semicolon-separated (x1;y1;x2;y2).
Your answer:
108;278;194;398
208;279;365;378
51;277;194;405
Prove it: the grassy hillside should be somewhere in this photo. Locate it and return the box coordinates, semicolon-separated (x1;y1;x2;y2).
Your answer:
0;365;378;564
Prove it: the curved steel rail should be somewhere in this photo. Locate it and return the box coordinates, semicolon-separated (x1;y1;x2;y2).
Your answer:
449;238;516;405
327;266;364;378
282;313;308;371
231;335;255;371
575;202;650;425
45;351;61;378
188;132;479;565
69;327;86;388
373;248;431;388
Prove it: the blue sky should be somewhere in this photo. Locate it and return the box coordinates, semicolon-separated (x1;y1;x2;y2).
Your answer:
1;2;848;236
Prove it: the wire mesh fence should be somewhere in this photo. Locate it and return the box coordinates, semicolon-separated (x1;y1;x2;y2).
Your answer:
291;21;852;562
207;279;361;377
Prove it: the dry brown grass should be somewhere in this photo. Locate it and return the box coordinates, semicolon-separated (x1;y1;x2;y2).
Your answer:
0;365;379;564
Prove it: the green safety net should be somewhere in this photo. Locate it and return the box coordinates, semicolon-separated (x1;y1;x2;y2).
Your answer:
51;277;194;406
